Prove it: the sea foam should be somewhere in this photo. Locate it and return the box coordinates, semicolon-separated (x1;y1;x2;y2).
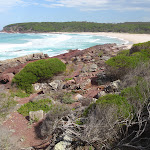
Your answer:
0;33;126;60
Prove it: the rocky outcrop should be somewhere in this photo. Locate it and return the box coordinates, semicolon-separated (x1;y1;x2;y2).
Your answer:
0;53;49;74
49;80;64;91
0;53;49;86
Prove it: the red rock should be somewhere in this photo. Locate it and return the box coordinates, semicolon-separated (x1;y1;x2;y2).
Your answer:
0;73;14;83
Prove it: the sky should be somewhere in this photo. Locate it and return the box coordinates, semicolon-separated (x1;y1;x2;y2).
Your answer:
0;0;150;29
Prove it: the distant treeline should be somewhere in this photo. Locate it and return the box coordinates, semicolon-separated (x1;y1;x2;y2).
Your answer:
3;22;150;33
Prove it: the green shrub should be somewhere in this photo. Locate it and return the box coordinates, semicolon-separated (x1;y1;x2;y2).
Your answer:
117;49;130;56
106;54;142;70
96;94;131;118
130;41;150;54
83;94;131;118
13;58;66;93
121;79;150;111
17;99;52;116
105;44;150;79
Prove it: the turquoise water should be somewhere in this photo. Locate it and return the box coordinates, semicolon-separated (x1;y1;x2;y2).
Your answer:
0;33;127;60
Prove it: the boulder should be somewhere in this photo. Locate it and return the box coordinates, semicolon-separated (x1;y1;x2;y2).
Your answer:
89;64;97;72
33;53;45;60
96;91;107;99
26;54;34;61
49;80;64;91
54;135;72;150
33;83;49;92
29;110;44;121
111;80;120;92
74;94;84;101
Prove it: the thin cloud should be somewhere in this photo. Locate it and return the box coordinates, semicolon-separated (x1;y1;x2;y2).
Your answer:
42;0;150;11
0;0;23;12
0;0;150;12
0;0;39;12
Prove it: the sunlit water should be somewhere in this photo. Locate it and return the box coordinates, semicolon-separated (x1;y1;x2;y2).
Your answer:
0;33;128;60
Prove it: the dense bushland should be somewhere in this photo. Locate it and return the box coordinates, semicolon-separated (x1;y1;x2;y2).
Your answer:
12;58;66;93
105;41;150;79
3;22;150;34
80;42;150;149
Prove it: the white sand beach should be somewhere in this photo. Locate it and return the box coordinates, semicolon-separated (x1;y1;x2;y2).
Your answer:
92;32;150;48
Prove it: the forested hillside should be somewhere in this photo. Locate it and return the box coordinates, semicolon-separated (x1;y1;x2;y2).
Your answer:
3;22;150;33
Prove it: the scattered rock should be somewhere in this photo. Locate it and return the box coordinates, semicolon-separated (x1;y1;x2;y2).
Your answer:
101;56;110;61
82;56;92;61
80;79;91;89
29;110;44;121
20;138;25;142
66;79;76;85
81;66;88;73
89;64;97;72
0;73;14;83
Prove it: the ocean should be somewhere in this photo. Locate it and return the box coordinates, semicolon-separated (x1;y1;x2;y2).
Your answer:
0;33;127;60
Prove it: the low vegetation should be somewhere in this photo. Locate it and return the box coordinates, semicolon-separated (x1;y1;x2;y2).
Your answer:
10;89;30;98
12;58;66;93
0;93;17;119
17;99;52;116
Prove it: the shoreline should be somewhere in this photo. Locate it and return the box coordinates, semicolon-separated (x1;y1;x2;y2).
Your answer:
48;32;150;49
1;31;150;49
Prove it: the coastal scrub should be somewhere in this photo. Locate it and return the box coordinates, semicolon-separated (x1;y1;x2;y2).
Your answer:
12;58;66;93
105;41;150;79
